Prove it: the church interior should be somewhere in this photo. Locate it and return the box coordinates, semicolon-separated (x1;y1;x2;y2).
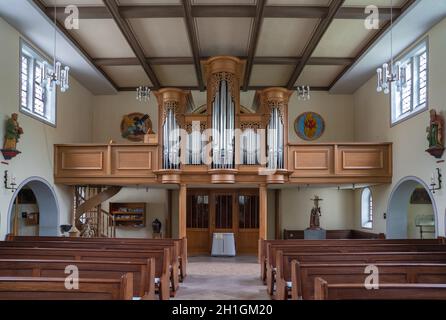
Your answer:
0;0;446;301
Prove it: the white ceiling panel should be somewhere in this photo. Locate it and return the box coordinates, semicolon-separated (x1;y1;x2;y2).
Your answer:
44;0;104;5
267;0;331;6
153;65;198;86
250;65;294;86
102;65;152;87
118;0;181;4
312;19;377;58
256;18;319;57
296;65;345;86
192;0;256;4
69;19;135;58
343;0;405;7
196;18;253;57
129;18;192;57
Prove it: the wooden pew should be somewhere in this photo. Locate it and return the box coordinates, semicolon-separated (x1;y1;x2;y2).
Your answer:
6;235;188;281
283;229;385;240
0;246;171;300
0;240;180;294
0;258;155;299
259;238;445;282
314;277;446;300
0;273;133;300
266;242;446;295
290;261;446;300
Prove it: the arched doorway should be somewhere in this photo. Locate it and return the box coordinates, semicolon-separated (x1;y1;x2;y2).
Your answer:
7;177;59;236
386;176;437;239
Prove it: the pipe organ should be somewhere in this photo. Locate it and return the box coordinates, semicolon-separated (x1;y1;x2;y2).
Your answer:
155;88;188;171
258;87;292;172
204;56;244;170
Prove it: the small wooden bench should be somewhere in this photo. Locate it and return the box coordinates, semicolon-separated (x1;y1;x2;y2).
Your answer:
0;274;133;300
0;258;155;299
314;277;446;300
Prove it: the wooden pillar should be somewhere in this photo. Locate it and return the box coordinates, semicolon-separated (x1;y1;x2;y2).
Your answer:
166;190;172;238
275;189;282;240
178;184;187;239
259;184;268;240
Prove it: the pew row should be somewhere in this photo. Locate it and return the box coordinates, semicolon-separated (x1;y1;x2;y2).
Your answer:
266;242;446;295
314;277;446;300
5;235;188;281
0;258;155;299
259;238;445;282
0;240;180;294
283;229;385;240
0;274;133;300
0;246;171;300
289;261;446;300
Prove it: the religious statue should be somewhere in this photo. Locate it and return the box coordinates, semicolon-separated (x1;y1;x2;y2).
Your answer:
80;218;95;238
426;109;445;158
309;195;323;230
1;113;24;160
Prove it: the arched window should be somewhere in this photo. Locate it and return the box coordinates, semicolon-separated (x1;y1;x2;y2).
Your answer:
361;188;373;229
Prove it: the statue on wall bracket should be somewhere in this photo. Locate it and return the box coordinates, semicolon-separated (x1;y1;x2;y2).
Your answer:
1;113;23;160
426;109;445;159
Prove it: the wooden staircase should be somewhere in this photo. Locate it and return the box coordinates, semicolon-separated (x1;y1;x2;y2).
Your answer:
74;186;122;238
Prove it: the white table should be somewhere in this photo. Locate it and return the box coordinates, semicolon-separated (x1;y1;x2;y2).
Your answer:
211;232;236;257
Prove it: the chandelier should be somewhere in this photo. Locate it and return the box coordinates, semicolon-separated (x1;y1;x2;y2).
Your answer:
376;0;406;94
43;0;70;93
136;86;151;102
297;86;311;100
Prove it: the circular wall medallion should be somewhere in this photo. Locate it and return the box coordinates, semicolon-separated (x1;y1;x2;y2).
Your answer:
294;112;325;141
121;113;153;142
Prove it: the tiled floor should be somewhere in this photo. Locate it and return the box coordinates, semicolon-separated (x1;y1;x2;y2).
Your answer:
172;256;271;300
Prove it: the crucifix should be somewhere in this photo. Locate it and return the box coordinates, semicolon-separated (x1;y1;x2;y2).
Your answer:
309;195;323;230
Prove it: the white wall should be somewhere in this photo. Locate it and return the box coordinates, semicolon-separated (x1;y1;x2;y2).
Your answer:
352;17;446;237
280;187;355;233
0;17;94;239
100;187;168;239
91;92;159;143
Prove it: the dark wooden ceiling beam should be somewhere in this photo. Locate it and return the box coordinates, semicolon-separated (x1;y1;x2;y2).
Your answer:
286;0;345;89
102;0;160;89
47;5;400;20
328;0;417;90
32;0;119;91
243;0;266;91
94;56;354;66
182;0;205;91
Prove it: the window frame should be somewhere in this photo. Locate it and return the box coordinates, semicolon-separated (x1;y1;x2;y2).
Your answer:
390;37;429;127
361;187;373;230
19;38;57;128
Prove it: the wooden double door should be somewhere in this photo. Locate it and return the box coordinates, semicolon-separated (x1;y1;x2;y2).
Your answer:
186;189;259;255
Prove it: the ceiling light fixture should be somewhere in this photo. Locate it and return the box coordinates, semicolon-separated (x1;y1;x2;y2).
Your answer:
136;86;151;102
376;0;406;94
297;85;311;100
43;0;70;93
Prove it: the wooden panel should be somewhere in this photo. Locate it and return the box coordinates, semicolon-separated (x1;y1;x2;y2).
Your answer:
56;146;107;177
237;229;259;254
187;229;210;255
335;145;391;176
289;145;334;177
111;145;158;176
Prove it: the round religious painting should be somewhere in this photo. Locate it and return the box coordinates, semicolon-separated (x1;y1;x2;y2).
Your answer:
294;112;325;141
121;113;153;142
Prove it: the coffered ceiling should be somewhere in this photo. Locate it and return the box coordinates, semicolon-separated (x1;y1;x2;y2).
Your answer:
32;0;414;92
